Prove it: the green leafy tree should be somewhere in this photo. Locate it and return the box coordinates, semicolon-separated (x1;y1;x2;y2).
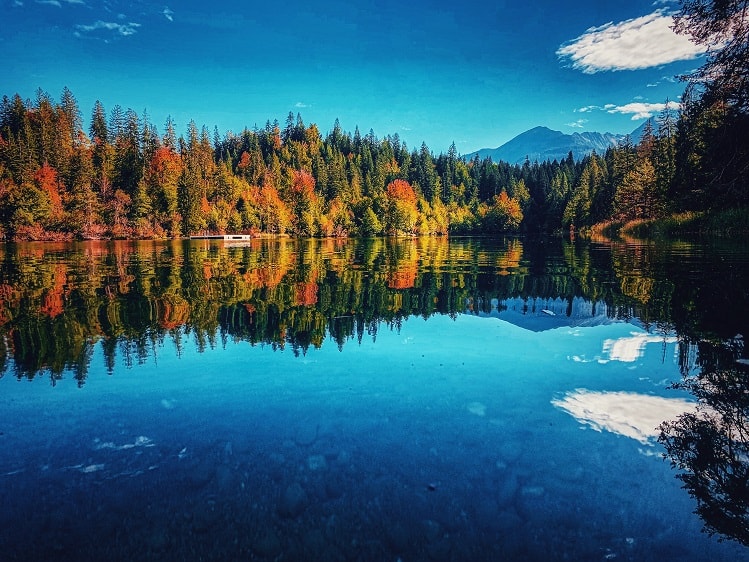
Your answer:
563;153;607;228
360;205;383;236
614;158;658;221
66;141;103;238
112;108;143;199
546;169;572;230
654;105;678;209
414;142;438;201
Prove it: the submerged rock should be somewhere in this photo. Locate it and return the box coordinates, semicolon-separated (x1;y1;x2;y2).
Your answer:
294;423;319;447
385;522;410;553
303;529;327;554
253;529;282;559
147;528;170;552
185;458;214;489
521;485;545;497
467;402;487;417
422;519;443;543
496;472;519;507
160;398;176;410
498;440;524;463
215;463;234;491
426;538;452;561
495;508;523;532
278;482;309;518
325;477;344;500
307;454;328;471
191;503;221;533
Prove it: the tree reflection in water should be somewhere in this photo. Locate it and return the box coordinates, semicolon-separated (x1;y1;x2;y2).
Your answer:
659;337;749;546
1;235;748;390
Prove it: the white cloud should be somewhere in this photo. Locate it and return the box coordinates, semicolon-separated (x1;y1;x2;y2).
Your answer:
163;7;174;22
566;119;588;128
607;100;681;120
646;74;677;87
294;102;309;108
558;10;705;73
552;389;696;445
36;0;61;6
76;20;141;37
574;100;679;120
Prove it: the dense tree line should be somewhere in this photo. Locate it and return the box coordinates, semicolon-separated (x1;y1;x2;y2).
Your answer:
0;4;746;241
0;90;529;241
0;89;529;241
0;88;744;242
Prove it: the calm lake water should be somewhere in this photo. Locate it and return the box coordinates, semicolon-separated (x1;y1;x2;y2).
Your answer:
1;236;748;561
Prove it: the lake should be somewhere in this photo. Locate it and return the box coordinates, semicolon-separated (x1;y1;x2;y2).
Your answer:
1;236;748;561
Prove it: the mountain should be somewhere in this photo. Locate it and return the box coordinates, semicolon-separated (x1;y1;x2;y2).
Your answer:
468;122;649;165
475;296;617;332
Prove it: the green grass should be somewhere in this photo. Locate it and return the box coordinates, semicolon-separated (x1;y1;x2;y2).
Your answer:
590;208;749;239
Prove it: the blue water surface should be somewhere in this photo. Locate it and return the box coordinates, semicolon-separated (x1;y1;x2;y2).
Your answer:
2;310;746;561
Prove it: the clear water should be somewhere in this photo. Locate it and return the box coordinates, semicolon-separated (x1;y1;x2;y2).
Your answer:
0;237;747;561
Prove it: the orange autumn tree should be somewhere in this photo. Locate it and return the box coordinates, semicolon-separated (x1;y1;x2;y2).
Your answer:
146;146;183;235
385;179;419;235
482;190;523;233
257;180;292;235
320;196;353;237
289;169;320;236
34;163;63;224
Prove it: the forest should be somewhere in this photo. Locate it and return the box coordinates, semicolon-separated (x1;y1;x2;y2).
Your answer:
0;2;746;241
0;87;742;242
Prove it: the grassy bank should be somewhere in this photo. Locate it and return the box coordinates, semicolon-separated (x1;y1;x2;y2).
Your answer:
590;208;749;239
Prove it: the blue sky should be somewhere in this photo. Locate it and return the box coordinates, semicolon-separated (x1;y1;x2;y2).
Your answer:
2;0;704;154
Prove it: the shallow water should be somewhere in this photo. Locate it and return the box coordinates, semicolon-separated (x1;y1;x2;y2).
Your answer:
0;237;747;561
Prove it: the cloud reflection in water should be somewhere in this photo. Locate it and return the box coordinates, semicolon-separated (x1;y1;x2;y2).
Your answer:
602;332;678;362
552;389;695;445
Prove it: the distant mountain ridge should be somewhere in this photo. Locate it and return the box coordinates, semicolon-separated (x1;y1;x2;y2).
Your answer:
467;122;647;165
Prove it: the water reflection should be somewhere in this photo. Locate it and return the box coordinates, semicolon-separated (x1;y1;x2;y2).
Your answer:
659;337;749;546
553;389;696;445
1;236;747;384
603;332;679;362
2;236;749;559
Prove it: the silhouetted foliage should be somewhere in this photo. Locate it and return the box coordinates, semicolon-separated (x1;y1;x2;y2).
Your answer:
671;0;749;208
659;338;749;546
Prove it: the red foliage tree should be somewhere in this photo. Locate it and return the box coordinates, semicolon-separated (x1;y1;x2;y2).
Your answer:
291;169;316;196
386;179;417;205
34;163;63;221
